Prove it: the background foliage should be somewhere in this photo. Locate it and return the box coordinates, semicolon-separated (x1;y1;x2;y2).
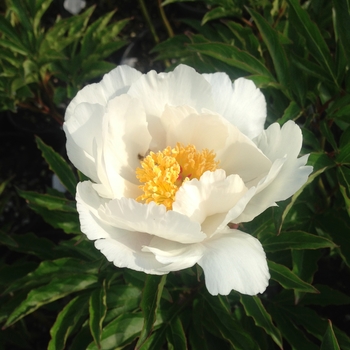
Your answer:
1;0;349;349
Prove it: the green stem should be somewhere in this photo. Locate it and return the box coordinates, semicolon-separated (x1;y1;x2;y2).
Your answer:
138;0;160;44
158;0;174;38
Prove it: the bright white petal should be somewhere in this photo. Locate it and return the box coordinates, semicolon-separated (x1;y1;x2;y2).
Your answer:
65;65;142;120
173;169;248;225
94;237;167;275
203;74;266;139
218;124;271;185
76;181;114;240
99;198;205;244
101;94;152;188
127;64;215;117
76;182;167;274
143;237;204;272
161;107;229;152
64;103;105;182
198;229;269;295
235;121;313;223
254;120;302;161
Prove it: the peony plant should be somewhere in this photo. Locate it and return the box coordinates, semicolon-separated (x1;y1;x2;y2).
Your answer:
64;64;312;296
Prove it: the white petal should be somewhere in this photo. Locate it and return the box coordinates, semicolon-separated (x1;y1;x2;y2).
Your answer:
254;120;302;161
76;182;167;274
173;169;248;225
127;64;215;117
161;107;229;151
95;237;168;275
99;198;206;244
235;122;313;223
76;181;114;240
198;229;269;295
65;65;142;120
203;74;266;139
101;94;152;187
143;237;204;272
64;103;104;182
218;124;272;185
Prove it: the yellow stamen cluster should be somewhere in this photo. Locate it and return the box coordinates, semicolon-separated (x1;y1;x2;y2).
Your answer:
136;143;219;210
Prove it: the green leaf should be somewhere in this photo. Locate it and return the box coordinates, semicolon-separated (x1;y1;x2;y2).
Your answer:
317;212;350;267
202;293;259;350
337;167;350;216
268;303;319;350
187;41;275;81
89;281;107;348
301;284;350;306
135;275;167;349
26;203;81;234
320;120;338;150
4;258;99;295
48;295;89;350
87;313;144;350
5;274;97;327
337;143;350;164
276;165;330;233
292;249;323;303
333;0;350;64
321;320;341;350
246;7;291;98
202;7;241;25
104;285;141;323
166;316;187;350
17;189;77;212
287;0;337;85
262;231;336;252
278;101;302;124
240;295;283;349
36;136;77;195
268;260;319;293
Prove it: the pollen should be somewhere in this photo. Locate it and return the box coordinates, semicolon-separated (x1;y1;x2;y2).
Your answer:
136;143;219;210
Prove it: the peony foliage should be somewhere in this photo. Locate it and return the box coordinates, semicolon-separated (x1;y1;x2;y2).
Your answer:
1;0;350;349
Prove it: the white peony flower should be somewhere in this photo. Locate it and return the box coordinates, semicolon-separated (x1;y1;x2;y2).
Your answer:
64;65;312;296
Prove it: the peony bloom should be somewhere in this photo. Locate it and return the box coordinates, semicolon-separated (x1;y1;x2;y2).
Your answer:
64;65;312;296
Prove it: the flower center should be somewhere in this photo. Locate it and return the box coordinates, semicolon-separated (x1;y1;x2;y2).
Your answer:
136;143;219;210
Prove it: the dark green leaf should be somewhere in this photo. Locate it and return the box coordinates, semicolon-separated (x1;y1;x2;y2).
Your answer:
301;284;350;306
26;203;81;234
262;231;336;251
17;189;77;212
48;295;89;350
321;320;341;350
187;41;275;81
135;275;167;349
337;167;350;215
247;7;291;98
279;101;302;124
36;136;77;195
337;143;350;164
333;0;350;64
276;165;330;232
89;281;107;348
287;0;337;85
268;260;319;293
87;313;144;350
240;295;283;348
166;316;187;350
202;293;259;350
268;303;319;350
320;120;338;150
5;274;97;327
